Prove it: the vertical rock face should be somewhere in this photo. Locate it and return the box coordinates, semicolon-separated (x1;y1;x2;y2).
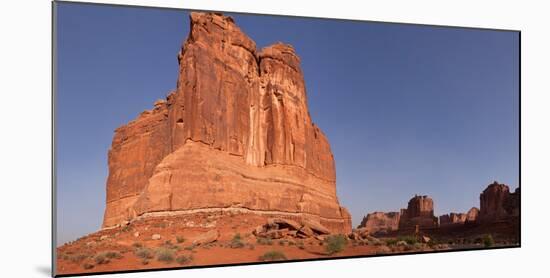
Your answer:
102;12;351;234
358;211;401;233
439;212;467;226
399;195;438;229
479;181;519;223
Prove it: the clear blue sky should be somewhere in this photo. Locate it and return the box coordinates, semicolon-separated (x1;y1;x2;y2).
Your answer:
55;2;519;245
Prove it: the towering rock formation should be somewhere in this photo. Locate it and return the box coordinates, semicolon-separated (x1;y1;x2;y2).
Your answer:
479;181;519;223
399;195;438;230
358;211;401;234
102;12;351;234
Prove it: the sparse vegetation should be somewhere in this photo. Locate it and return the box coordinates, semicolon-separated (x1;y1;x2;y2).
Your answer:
103;251;122;259
259;250;287;261
176;255;193;265
230;233;245;248
94;253;109;264
397;235;418;245
176;236;185;244
135;247;154;259
256;237;273;245
483;234;494;247
385;238;398;246
82;263;94;270
69;253;89;263
132;242;143;249
324;234;348;255
184;244;196;251
156;247;175;263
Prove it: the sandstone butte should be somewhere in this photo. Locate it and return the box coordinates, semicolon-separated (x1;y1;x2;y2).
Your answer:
359;182;519;233
101;12;352;234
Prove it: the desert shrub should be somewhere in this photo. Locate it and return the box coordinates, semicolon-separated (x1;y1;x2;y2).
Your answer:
176;236;185;244
121;225;131;233
259;250;287;261
69;254;89;263
483;234;494;247
324;234;348;255
256;237;273;245
184;244;196;251
93;253;109;264
156;247;175;263
278;240;286;246
141;259;149;265
132;242;143;249
176;255;193;265
230;233;245;248
82;263;94;270
296;241;305;250
397;236;418;245
385;238;398;246
135;247;154;259
103;251;122;259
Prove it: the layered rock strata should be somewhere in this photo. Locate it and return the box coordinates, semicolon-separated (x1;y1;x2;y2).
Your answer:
102;12;351;234
358;211;401;234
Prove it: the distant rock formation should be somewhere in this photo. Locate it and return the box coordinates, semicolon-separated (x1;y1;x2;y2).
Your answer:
399;195;438;230
102;12;351;234
479;181;520;223
359;211;401;234
439;212;467;226
466;207;480;223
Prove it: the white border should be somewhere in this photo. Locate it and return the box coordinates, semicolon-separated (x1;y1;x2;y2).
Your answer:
1;0;549;277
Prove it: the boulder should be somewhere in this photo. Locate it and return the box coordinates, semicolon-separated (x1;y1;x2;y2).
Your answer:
302;219;330;235
191;230;220;245
268;218;302;231
151;234;161;240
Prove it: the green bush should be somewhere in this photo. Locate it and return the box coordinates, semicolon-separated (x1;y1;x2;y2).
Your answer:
256;237;273;245
156;247;175;263
184;244;196;251
135;247;154;259
385;238;398;246
397;236;418;245
259;250;287;261
176;255;193;265
324;234;348;255
93;254;109;265
230;233;245;248
483;234;494;247
104;251;122;259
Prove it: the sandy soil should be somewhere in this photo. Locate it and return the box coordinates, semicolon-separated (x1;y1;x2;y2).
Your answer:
55;213;518;276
